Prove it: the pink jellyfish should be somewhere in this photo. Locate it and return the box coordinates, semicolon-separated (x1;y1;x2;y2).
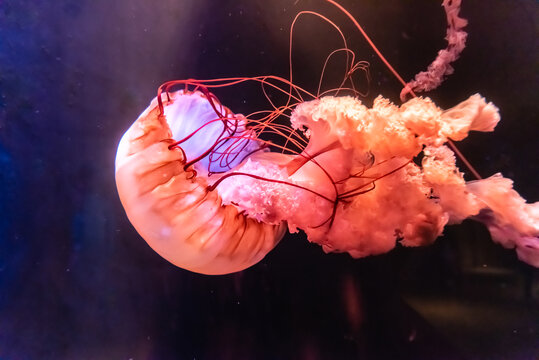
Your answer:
115;0;538;274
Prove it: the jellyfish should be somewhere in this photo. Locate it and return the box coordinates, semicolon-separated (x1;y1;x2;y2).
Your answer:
115;0;538;274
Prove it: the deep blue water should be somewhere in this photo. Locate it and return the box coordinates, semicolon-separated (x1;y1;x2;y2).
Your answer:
0;0;537;359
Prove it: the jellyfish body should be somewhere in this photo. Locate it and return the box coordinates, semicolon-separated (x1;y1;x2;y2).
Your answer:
116;1;538;274
116;90;539;273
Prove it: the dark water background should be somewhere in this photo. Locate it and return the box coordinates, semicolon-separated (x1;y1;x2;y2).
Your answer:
0;0;537;359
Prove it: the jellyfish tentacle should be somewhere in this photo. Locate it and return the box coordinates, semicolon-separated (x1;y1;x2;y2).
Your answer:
322;0;482;182
400;0;468;101
213;92;537;266
322;0;412;95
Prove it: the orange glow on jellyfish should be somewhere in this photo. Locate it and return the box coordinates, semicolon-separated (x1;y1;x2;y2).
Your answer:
115;0;538;274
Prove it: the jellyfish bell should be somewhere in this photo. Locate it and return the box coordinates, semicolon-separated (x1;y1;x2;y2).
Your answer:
115;0;538;274
115;90;286;275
